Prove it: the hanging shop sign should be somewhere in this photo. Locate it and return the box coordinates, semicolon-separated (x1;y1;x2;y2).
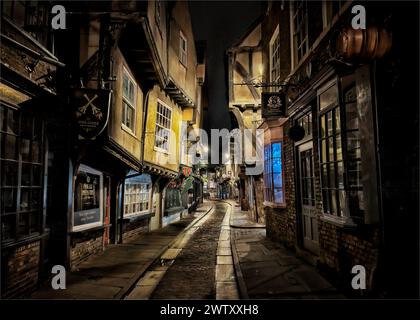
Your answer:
72;88;112;140
261;92;287;118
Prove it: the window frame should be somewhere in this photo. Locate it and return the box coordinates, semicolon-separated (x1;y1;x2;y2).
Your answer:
263;141;286;207
154;99;172;153
269;25;281;87
121;66;137;135
1;103;45;244
291;0;309;68
179;30;188;67
124;182;151;217
317;77;361;227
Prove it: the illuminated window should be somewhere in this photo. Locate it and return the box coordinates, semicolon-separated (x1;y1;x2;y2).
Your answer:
124;177;151;217
264;142;284;204
318;76;364;221
154;100;172;152
73;164;103;231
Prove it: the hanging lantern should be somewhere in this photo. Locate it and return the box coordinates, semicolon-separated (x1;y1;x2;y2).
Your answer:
336;26;392;60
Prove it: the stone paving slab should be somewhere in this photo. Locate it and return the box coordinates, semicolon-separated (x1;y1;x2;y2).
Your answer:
215;264;236;283
30;204;213;300
216;282;240;300
227;200;345;299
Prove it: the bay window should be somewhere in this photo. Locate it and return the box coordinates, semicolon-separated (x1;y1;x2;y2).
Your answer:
318;75;364;225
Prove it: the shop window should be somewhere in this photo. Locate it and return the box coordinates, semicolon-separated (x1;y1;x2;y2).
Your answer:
73;164;103;231
318;76;364;223
124;180;151;217
122;68;136;133
1;104;44;243
165;187;181;211
263;142;284;205
154;100;172;152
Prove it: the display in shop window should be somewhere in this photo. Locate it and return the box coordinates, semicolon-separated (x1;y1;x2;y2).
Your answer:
73;165;103;229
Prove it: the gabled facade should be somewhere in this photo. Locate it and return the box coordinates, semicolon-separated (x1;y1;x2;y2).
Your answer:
143;0;204;228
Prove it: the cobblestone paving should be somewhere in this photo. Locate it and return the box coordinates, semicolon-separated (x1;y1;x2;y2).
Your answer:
151;203;228;299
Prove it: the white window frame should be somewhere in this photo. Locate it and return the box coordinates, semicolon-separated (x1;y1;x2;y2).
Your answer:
124;182;151;217
72;164;104;232
122;66;137;134
179;31;187;67
154;99;172;153
269;25;280;90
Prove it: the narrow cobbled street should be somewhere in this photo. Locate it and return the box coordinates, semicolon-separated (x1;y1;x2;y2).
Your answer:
151;202;228;299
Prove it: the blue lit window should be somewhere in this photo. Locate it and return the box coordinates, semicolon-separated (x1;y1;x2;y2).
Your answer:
264;142;284;204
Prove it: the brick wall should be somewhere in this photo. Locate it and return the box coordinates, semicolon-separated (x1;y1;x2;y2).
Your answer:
318;221;381;292
122;219;149;242
70;235;103;270
1;240;40;299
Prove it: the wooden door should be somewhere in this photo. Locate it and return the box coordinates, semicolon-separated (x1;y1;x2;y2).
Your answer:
298;141;319;255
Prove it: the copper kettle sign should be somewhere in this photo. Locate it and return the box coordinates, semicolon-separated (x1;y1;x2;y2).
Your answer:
72;88;112;140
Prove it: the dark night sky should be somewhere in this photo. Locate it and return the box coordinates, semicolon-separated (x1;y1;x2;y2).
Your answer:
189;1;262;132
